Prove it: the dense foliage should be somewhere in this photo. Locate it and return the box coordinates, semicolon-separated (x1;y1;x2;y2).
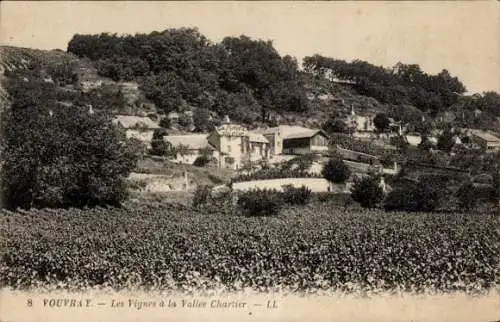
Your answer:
437;129;456;152
384;177;447;212
1;69;138;209
303;55;466;115
282;185;313;205
455;181;478;210
322;118;349;134
373;113;391;132
0;205;497;294
150;128;169;156
236;189;283;217
350;175;385;208
66;29;308;124
322;157;351;184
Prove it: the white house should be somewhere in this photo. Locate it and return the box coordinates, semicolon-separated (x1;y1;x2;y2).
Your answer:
160;116;271;169
163;134;217;164
207;116;271;169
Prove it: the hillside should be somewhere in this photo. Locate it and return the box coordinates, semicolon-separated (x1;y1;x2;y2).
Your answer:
1;28;499;134
0;45;404;134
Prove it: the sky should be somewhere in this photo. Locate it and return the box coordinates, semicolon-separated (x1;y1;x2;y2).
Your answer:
1;1;499;94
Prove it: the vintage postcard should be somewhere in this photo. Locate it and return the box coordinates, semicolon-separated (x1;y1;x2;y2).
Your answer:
0;1;499;321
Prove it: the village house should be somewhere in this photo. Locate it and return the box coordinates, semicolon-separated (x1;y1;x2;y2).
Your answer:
259;125;330;156
207;116;270;169
112;115;160;149
467;129;500;152
126;115;333;169
163;134;217;164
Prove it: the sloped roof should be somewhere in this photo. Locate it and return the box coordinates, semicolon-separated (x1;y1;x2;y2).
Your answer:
469;129;500;142
113;115;159;129
163;134;214;150
259;125;327;140
284;129;324;140
248;132;270;143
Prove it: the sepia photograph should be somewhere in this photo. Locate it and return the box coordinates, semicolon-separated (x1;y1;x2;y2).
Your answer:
0;1;499;321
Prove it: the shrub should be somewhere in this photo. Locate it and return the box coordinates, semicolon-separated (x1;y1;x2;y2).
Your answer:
210;186;235;213
373;113;390;132
322;157;351;184
383;180;442;212
150;128;169;156
315;192;334;203
384;185;420;212
323;118;348;134
282;185;312;205
456;181;477;210
437;130;455;152
418;137;436;151
193;155;211;167
192;185;212;209
350;174;385;208
237;189;282;217
415;176;447;211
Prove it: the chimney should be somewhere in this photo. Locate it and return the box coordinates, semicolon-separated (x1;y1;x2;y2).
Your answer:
222;115;231;124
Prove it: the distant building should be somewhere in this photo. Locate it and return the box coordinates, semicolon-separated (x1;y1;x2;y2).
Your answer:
468;129;500;152
167;111;180;121
344;106;375;133
164;134;217;164
207;116;270;169
112;115;160;149
133;116;333;168
258;125;329;156
246;132;271;163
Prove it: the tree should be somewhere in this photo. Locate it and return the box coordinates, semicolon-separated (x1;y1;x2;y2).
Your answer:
159;117;171;129
193;108;213;132
150;128;169;156
350;174;385;208
1;104;137;209
414;176;445;212
418;137;436;151
373;113;390;132
1;69;139;209
323;118;348;134
321;158;351;186
437;129;455;152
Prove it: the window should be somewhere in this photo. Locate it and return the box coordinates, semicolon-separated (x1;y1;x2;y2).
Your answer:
227;145;231;152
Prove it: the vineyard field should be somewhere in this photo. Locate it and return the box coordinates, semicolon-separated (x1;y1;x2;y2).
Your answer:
0;204;498;295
